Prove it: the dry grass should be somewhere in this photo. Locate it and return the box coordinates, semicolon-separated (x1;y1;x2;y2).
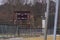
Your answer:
24;35;60;40
0;35;60;40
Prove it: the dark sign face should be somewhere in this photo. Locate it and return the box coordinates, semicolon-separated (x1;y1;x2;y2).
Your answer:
17;13;28;20
14;11;30;20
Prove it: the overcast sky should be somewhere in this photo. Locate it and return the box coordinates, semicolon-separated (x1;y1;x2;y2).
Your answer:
0;0;3;5
0;0;8;5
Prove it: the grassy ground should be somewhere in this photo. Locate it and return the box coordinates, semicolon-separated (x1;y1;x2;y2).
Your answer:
24;35;60;40
0;35;60;40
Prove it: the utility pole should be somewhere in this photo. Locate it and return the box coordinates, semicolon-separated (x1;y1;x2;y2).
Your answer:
53;0;59;40
44;0;50;40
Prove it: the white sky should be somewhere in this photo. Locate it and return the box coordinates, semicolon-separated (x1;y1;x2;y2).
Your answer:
0;0;3;5
53;0;56;1
0;0;7;5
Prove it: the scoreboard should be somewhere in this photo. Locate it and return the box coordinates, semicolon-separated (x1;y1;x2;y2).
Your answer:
14;11;30;27
15;11;30;21
17;13;28;20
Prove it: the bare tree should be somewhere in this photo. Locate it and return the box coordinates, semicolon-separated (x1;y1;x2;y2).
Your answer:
7;0;21;5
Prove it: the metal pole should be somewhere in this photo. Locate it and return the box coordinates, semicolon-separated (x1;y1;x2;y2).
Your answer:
44;0;50;40
53;0;59;40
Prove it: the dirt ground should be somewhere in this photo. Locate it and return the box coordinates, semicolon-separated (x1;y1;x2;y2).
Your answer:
0;35;60;40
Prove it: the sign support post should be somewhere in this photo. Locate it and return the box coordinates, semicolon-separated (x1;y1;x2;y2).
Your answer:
53;0;59;40
44;0;50;40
